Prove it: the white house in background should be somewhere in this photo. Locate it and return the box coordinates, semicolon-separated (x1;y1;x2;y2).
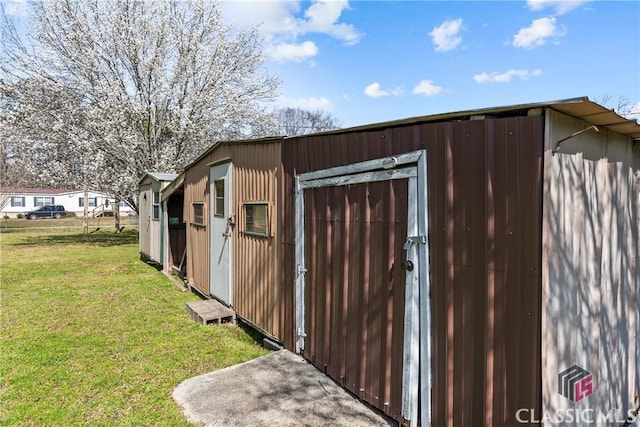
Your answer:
0;187;135;218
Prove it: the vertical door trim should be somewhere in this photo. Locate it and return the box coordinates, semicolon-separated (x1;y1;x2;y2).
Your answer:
402;174;419;424
417;151;432;427
294;150;431;426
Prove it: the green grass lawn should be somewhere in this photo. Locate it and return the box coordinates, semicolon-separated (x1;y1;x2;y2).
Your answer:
0;227;269;426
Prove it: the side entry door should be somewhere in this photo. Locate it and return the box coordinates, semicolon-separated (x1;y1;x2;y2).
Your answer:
210;162;232;305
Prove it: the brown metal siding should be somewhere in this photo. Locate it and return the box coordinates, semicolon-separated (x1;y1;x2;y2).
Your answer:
185;166;210;294
304;180;408;419
232;147;282;339
183;141;284;339
281;116;544;425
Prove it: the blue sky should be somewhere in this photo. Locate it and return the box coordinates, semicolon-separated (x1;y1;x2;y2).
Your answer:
223;0;640;127
4;0;639;128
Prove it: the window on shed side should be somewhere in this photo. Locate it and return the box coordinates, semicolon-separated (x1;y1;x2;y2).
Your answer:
152;191;160;220
192;203;205;226
10;196;25;207
34;196;54;207
214;180;225;217
243;202;269;237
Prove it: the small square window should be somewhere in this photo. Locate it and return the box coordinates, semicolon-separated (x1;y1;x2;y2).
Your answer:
192;203;205;226
214;180;225;217
11;196;25;207
243;202;269;237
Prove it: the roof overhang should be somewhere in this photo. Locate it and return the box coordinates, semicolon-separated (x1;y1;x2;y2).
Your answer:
184;136;285;172
550;99;640;140
299;97;640;140
161;173;185;202
138;171;179;186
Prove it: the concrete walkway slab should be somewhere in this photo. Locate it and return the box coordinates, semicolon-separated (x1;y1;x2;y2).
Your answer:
173;350;395;427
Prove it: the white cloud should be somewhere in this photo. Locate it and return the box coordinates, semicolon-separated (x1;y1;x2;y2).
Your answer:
527;0;590;15
222;0;362;64
301;0;361;46
269;41;319;62
512;17;565;49
413;80;443;96
222;1;301;33
278;95;335;112
473;69;542;83
430;18;463;52
363;82;403;98
2;0;28;17
364;82;389;98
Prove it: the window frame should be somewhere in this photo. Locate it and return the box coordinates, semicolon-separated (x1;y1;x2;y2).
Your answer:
10;196;25;207
78;197;98;208
34;196;55;207
213;179;225;218
191;202;206;227
152;191;160;221
242;202;270;237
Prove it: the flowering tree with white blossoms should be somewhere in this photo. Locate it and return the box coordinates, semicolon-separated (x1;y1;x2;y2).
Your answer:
1;0;279;216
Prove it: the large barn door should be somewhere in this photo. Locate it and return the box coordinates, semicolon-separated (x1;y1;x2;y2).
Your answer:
294;151;431;426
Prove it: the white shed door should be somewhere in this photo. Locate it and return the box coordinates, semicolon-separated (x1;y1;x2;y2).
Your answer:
210;163;232;305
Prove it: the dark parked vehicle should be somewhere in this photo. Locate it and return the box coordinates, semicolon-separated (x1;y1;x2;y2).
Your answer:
25;205;67;220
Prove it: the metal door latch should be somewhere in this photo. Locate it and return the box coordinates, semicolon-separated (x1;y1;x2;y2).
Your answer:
403;235;426;250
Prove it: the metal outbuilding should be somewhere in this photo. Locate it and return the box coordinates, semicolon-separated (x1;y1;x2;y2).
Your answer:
280;97;639;426
179;137;285;341
138;172;178;264
157;97;638;427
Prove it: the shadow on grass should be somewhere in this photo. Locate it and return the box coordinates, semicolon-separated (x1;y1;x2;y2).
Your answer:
11;229;139;247
186;290;272;349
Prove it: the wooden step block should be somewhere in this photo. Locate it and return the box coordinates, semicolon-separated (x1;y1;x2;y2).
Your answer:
186;300;235;325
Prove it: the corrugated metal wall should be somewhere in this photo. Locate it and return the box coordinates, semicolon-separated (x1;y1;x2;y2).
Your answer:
541;109;640;425
139;183;152;258
147;180;164;263
281;115;544;425
185;167;210;293
304;181;408;420
184;140;285;339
